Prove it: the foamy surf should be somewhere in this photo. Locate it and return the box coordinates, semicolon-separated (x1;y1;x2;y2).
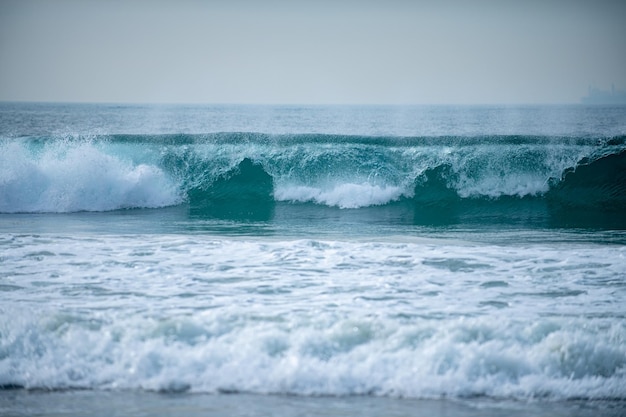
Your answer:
0;140;181;213
274;183;407;208
1;235;624;400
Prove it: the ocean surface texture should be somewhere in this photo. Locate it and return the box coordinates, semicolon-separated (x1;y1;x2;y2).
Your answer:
1;103;625;416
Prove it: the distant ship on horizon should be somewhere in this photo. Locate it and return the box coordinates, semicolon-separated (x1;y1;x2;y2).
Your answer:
581;84;626;104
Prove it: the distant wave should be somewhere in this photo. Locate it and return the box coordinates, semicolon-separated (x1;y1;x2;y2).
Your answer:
1;133;625;227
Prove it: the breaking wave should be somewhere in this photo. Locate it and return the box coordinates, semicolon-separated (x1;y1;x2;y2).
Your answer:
1;134;625;226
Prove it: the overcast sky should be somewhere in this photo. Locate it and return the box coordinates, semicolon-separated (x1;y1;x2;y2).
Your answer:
1;0;625;104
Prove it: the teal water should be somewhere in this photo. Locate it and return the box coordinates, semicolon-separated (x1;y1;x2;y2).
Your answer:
2;132;625;230
1;103;625;415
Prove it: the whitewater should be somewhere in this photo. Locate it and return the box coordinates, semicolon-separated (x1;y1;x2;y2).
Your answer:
1;103;625;417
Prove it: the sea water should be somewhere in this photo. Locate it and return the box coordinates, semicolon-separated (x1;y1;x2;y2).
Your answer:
0;103;625;416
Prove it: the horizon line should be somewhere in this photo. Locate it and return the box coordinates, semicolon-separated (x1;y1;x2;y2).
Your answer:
0;99;590;107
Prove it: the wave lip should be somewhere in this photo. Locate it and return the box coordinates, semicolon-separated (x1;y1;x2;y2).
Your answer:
187;158;275;220
547;149;626;210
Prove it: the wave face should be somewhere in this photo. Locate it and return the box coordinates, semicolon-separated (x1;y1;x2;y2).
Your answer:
1;134;625;227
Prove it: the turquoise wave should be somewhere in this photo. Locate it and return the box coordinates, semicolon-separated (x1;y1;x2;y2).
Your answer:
1;133;625;227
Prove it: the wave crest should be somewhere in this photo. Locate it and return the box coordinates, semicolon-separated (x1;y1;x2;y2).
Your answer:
0;140;180;213
1;134;625;222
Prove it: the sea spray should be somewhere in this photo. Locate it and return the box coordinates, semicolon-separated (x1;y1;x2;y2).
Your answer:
0;138;180;213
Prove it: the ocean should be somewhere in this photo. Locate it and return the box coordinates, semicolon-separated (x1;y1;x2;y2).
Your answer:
1;103;625;416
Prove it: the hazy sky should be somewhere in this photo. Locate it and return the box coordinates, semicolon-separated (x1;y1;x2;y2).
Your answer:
1;0;625;104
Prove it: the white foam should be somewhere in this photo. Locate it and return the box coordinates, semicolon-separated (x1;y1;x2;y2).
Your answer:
1;306;624;399
455;173;551;199
438;145;593;199
1;235;624;399
274;183;407;208
0;140;181;213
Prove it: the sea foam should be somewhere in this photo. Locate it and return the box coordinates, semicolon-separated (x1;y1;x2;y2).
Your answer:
274;183;407;208
2;288;624;399
0;140;180;213
1;235;624;399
